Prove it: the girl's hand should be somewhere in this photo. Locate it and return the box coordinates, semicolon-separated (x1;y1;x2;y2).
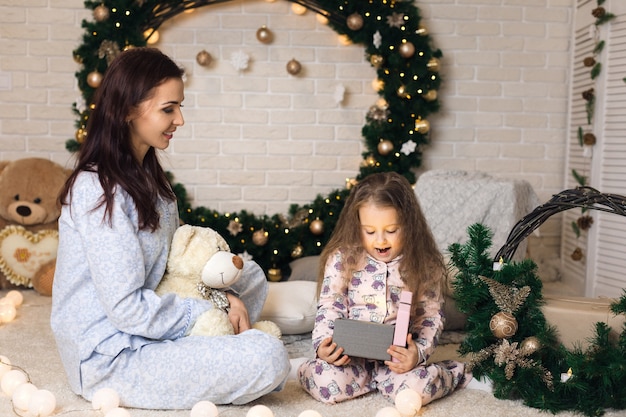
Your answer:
226;292;251;334
317;337;351;366
386;334;420;374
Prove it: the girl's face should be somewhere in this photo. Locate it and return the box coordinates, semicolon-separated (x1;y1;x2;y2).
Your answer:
128;77;185;162
358;202;403;263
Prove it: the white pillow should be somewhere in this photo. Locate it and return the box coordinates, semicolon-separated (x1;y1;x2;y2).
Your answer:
260;281;318;335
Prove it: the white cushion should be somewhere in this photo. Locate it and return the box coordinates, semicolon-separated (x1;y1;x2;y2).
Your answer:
260;280;318;335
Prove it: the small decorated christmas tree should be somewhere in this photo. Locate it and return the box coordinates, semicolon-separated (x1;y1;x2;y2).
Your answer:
449;223;626;416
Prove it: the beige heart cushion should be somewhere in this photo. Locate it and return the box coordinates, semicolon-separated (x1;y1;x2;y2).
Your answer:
0;225;59;287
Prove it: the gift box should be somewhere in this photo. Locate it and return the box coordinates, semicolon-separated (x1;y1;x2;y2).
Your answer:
541;295;625;349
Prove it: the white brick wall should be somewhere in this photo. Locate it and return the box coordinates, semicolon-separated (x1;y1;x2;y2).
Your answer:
0;0;573;255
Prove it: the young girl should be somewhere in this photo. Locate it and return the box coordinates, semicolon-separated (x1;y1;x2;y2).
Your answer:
50;47;289;409
297;172;471;404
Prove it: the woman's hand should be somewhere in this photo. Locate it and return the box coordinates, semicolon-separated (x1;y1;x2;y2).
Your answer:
226;292;251;334
317;337;351;366
386;334;420;374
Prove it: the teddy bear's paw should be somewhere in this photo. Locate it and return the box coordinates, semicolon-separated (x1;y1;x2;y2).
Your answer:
252;320;282;339
189;309;235;337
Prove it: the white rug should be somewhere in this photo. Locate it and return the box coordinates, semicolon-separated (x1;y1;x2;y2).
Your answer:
1;290;623;417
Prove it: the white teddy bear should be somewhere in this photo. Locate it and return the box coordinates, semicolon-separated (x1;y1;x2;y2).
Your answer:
155;224;281;338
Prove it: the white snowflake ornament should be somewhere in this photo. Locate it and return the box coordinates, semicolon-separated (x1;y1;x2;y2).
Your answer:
400;140;417;156
334;84;346;105
230;50;250;72
373;30;382;49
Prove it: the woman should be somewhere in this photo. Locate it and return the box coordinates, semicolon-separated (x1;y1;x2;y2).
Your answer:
51;47;289;409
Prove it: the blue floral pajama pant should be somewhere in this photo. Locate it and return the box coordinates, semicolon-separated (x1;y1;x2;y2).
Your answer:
298;357;470;404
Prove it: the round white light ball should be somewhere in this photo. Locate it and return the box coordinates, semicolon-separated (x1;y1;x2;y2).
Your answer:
298;411;323;417
92;387;120;412
247;404;274;417
0;302;17;323
28;389;56;417
1;369;28;396
394;389;422;416
105;407;132;417
375;407;402;417
12;382;38;411
190;400;219;417
0;355;11;378
5;290;24;307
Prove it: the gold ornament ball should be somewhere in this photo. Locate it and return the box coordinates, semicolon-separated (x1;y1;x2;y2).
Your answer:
583;132;597;146
414;119;430;134
286;58;302;76
422;90;438;102
346;13;364;31
256;26;274;44
93;5;110;22
75;127;87;143
309;219;324;235
370;55;384;68
583;57;596;67
398;41;415;58
291;244;304;259
196;50;213;67
87;71;103;88
252;230;269;246
520;336;541;355
489;311;518;339
377;139;394;156
571;247;583;261
268;267;282;282
364;155;376;166
427;57;441;72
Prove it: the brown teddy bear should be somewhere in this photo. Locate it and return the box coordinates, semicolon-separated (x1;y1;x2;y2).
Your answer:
0;158;71;296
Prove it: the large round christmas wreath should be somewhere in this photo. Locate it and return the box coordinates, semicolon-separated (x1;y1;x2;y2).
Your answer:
71;0;443;277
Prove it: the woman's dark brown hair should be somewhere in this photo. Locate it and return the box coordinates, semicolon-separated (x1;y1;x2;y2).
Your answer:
60;47;183;231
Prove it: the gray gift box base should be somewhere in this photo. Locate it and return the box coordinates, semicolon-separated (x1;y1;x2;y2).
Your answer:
332;318;395;361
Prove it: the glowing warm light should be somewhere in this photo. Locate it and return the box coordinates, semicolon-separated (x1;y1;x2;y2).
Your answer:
298;411;323;417
371;78;384;92
316;14;328;25
246;404;274;417
291;4;307;15
5;290;23;307
394;389;422;415
144;29;160;44
92;387;120;413
0;303;17;323
28;389;56;417
0;356;12;378
375;407;402;417
191;400;219;417
11;382;38;411
1;369;28;396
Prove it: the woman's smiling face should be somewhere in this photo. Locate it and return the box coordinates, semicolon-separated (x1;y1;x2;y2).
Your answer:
127;77;185;162
358;202;403;263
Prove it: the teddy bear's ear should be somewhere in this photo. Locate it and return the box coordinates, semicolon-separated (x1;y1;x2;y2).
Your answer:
169;224;196;259
0;160;10;175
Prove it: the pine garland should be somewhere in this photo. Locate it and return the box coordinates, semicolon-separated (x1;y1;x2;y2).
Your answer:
450;222;626;416
72;0;444;276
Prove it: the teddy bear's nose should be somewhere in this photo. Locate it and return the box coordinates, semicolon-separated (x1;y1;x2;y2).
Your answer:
16;205;32;217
